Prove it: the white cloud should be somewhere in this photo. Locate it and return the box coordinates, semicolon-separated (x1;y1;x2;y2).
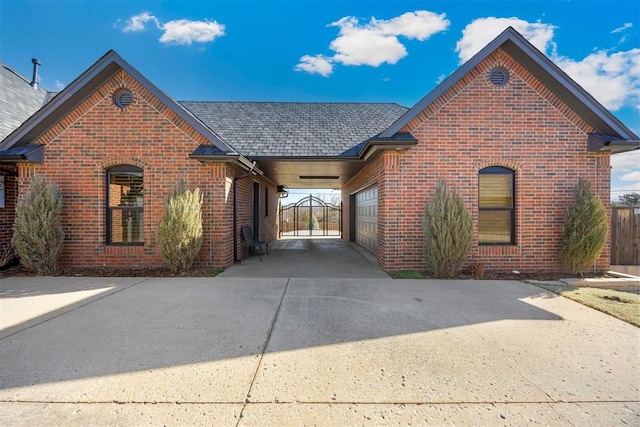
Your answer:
329;17;409;67
611;152;640;198
612;152;640;175
54;80;65;91
374;10;451;40
620;170;640;182
456;17;556;63
122;12;160;32
159;19;225;45
117;13;225;46
296;10;449;75
294;55;334;77
612;22;633;33
553;49;640;111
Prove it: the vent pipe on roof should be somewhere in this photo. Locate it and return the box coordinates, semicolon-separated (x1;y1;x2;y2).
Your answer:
30;58;41;90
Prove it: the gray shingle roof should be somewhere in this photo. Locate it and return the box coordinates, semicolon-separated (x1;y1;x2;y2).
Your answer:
180;102;409;157
0;63;51;141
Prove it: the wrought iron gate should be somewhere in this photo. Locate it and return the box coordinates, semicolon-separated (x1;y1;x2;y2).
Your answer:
280;195;342;237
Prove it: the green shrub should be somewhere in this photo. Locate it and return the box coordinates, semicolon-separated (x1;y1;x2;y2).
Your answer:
560;179;607;275
12;176;64;274
422;181;473;278
309;214;319;230
157;180;203;273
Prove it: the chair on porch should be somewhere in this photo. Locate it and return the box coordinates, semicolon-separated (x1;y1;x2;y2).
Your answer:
242;225;269;261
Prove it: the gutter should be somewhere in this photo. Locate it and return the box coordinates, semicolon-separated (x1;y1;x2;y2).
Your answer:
587;133;640;154
358;133;418;161
0;144;45;163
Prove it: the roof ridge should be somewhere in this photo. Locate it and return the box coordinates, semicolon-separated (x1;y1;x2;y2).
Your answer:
179;100;406;106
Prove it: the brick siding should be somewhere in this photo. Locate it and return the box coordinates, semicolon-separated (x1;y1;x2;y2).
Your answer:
343;48;611;274
13;70;277;269
0;173;17;257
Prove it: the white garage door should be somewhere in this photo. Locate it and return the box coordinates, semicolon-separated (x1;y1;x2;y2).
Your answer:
355;186;378;253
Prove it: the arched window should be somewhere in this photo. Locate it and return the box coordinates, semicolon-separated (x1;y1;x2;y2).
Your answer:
479;166;515;244
106;165;143;245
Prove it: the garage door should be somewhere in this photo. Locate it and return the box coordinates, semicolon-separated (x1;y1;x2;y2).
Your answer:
355;186;378;253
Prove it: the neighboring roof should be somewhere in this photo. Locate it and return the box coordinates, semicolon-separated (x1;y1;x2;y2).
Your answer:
379;26;639;152
180;101;409;157
0;50;236;157
0;63;52;141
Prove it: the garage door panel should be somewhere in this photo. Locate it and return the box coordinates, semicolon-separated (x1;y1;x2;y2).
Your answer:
355;186;377;253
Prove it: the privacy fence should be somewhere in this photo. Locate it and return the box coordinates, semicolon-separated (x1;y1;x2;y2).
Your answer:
611;207;640;265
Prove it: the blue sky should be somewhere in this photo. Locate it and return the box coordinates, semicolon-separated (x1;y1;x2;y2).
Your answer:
1;0;638;199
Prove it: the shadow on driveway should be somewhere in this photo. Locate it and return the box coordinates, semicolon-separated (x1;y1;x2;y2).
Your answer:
1;277;562;394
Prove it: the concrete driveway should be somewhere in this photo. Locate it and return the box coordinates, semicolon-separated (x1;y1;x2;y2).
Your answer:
218;238;389;279
0;240;638;425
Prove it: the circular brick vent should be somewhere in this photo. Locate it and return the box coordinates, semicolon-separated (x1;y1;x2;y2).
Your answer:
114;89;134;108
488;67;509;86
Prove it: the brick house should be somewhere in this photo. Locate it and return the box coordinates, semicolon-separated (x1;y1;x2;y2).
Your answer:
1;27;637;273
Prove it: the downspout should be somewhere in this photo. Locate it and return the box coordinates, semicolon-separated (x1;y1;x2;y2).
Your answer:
233;161;257;263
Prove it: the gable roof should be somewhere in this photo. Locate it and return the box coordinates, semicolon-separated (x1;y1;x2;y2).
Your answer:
0;62;52;141
0;50;237;156
180;101;409;157
379;26;639;152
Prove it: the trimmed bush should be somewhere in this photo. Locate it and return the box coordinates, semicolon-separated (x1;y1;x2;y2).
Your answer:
560;179;607;275
157;180;204;273
309;214;319;231
12;176;64;274
422;181;473;278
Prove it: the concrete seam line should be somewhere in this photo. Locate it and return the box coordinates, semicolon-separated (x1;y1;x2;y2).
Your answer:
2;399;638;405
236;278;290;426
0;278;149;341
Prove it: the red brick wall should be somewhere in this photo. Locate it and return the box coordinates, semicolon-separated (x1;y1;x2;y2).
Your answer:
0;172;17;256
15;69;277;269
344;48;611;274
234;174;279;262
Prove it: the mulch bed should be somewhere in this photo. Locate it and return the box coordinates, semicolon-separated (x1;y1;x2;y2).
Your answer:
0;264;217;278
1;262;612;281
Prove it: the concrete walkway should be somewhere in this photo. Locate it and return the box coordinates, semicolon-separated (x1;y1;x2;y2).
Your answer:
0;240;638;425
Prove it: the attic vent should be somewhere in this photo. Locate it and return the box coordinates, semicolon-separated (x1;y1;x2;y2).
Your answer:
114;89;133;108
488;67;509;87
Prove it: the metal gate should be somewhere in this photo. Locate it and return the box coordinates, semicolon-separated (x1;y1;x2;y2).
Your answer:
280;195;342;237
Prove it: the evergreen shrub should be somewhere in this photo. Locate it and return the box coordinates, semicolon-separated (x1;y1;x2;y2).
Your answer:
560;179;607;275
12;176;64;274
157;180;204;273
422;181;473;278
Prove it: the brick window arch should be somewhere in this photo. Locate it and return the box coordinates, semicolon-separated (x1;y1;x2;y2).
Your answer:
106;165;144;245
479;166;515;245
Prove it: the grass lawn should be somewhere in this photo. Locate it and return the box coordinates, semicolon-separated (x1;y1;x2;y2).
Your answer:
533;282;640;327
